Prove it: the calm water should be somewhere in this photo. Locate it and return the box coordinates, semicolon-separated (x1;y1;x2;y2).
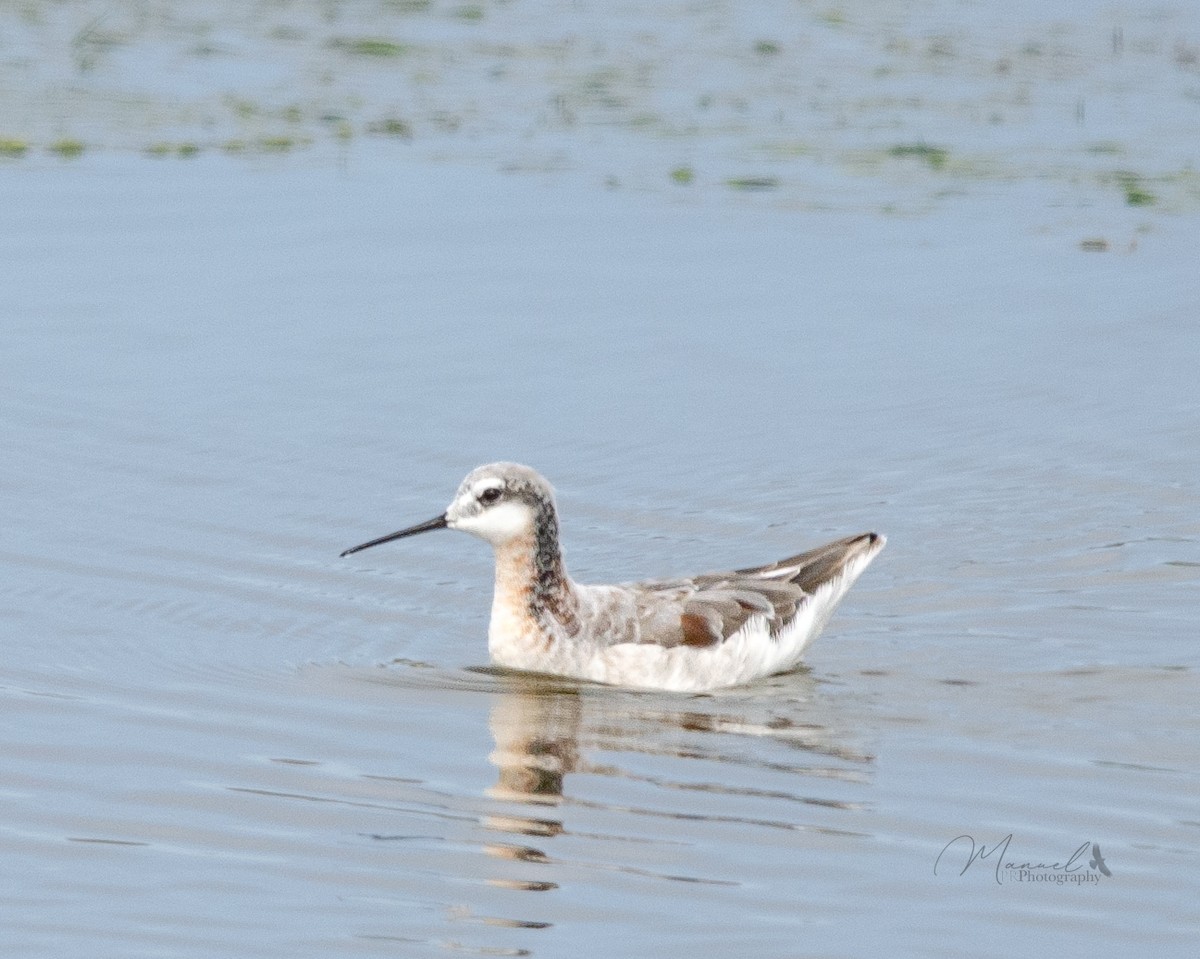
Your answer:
3;2;1200;957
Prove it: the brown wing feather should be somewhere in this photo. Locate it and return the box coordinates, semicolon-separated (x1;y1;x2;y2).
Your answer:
679;612;721;648
630;533;880;648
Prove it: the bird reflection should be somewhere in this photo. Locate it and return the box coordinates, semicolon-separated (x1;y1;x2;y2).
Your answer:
482;670;873;830
487;679;582;808
480;676;582;894
478;671;874;907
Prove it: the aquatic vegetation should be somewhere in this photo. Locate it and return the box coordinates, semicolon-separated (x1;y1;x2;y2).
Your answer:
761;141;814;159
1114;171;1155;207
319;114;355;140
726;176;779;191
256;135;306;152
146;142;201;158
366;118;414;138
330;37;411;58
226;135;308;153
0;0;1189;215
226;97;259;119
888;143;949;170
48;139;85;159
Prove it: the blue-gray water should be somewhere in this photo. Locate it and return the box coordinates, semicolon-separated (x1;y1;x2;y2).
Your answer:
3;2;1199;956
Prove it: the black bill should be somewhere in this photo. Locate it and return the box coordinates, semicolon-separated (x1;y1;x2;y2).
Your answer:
340;514;449;557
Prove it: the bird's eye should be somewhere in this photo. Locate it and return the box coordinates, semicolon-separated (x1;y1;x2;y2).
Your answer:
479;487;502;505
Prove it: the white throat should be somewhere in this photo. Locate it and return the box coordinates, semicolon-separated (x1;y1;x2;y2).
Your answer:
450;500;536;547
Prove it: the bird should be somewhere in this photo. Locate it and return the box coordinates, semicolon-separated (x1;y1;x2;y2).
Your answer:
340;463;884;692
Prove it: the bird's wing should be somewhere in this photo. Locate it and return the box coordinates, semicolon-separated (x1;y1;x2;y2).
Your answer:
623;534;880;649
733;534;882;592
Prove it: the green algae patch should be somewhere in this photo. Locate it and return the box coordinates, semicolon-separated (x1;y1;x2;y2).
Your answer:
330;37;411;58
256;135;308;152
0;137;29;158
1114;171;1155;207
888;143;949;170
366;118;414;138
146;142;201;158
48;139;86;159
726;176;779;191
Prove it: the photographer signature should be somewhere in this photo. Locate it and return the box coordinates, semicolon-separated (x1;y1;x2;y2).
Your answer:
934;834;1111;885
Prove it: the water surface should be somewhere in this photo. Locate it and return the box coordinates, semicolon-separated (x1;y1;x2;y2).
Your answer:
2;2;1199;956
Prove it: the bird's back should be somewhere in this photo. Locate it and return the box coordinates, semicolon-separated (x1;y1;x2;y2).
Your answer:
559;533;885;690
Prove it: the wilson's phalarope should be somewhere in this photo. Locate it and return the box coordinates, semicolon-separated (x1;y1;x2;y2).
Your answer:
341;463;884;692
